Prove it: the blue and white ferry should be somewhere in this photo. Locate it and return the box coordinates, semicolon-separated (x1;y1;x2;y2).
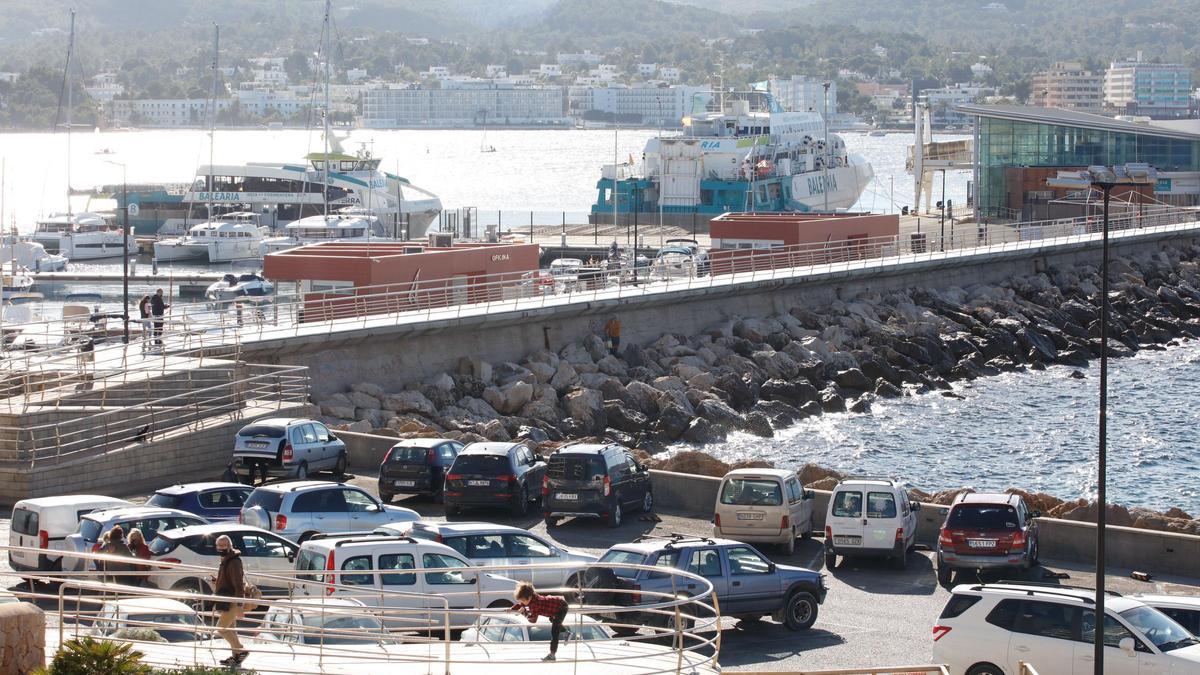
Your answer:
590;91;873;223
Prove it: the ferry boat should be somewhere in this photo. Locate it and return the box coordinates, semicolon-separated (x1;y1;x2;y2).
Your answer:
153;212;267;263
184;143;442;239
258;213;379;255
87;183;197;236
32;212;108;252
589;91;873;225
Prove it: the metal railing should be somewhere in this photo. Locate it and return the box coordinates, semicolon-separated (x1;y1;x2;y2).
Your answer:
5;544;721;674
0;362;309;465
738;668;950;675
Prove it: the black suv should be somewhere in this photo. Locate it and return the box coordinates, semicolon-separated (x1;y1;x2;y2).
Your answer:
543;443;653;528
444;442;547;516
378;438;464;503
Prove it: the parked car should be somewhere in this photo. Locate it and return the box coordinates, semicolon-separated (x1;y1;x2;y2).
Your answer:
232;418;347;482
293;533;519;631
260;598;396;646
240;481;419;543
63;506;207;574
145;482;253;523
1135;595;1200;636
823;477;919;569
146;523;298;600
462;612;613;643
713;468;815;555
444;442;547;516
378;438;464;503
91;598;207;643
583;534;826;635
8;495;130;574
543;443;652;528
932;582;1200;674
399;521;596;589
937;492;1040;586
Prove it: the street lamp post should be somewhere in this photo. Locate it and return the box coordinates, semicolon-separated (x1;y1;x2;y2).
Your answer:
822;81;831;213
105;159;130;343
1047;164;1156;675
939;169;947;251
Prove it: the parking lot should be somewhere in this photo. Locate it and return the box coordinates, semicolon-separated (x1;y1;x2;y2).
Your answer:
4;468;1200;671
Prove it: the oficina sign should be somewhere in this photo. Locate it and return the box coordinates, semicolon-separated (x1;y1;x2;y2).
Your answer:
491;253;511;262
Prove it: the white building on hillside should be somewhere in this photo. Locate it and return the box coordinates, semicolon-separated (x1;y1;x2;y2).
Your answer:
362;84;567;128
111;98;232;127
768;75;837;116
660;67;681;83
1105;55;1193;118
580;85;706;127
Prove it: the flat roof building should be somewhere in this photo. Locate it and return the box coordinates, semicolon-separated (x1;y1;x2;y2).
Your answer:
1031;62;1103;113
1104;57;1193;119
958;104;1200;219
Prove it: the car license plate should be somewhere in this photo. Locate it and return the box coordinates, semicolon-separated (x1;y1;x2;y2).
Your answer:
736;512;764;521
968;539;997;548
556;492;578;501
833;536;862;546
467;480;490;487
394;480;415;487
247;441;269;449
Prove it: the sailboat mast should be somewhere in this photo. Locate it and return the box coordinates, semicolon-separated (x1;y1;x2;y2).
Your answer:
65;10;75;216
322;0;331;219
208;24;219;220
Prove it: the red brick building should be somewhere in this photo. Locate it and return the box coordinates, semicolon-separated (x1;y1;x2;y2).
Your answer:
708;212;900;274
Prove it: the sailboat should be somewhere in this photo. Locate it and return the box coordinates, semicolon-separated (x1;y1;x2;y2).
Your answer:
33;11;135;261
480;110;496;153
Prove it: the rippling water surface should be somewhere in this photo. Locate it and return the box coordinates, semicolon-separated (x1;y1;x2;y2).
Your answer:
704;342;1200;513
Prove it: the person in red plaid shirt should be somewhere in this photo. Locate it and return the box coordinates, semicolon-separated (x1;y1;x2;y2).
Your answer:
510;581;569;661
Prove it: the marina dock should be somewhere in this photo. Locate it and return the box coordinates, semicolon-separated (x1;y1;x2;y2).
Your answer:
29;271;225;295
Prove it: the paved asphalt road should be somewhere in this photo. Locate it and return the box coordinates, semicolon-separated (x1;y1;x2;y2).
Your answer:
3;468;1199;672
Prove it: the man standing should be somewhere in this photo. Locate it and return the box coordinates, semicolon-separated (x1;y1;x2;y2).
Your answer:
604;316;621;356
211;535;248;666
150;288;169;348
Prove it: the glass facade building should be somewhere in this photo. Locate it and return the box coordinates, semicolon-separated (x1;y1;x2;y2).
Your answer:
965;106;1200;215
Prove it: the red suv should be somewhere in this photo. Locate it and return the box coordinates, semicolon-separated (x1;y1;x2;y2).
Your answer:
936;492;1040;586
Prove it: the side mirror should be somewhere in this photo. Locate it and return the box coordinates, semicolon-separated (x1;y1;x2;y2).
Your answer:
287;551;295;562
1118;637;1135;655
366;504;381;513
468;576;478;584
766;562;777;574
911;502;921;512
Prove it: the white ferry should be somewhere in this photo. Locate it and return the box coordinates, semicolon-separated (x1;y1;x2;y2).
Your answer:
33;212;136;261
258;213;379;255
153;212;267;263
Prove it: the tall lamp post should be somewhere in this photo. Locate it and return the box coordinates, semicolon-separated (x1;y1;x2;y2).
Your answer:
822;81;831;213
104;159;130;343
1047;163;1156;675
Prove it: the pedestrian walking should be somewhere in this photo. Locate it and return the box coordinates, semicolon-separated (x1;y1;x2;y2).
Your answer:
510;581;569;661
137;295;152;353
604;316;621;356
210;535;249;666
98;525;132;585
126;528;152;586
150;288;169;348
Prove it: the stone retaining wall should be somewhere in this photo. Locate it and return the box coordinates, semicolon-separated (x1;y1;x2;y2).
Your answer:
0;601;44;675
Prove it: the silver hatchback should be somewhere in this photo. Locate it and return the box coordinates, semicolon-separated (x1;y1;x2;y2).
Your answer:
232;418;347;482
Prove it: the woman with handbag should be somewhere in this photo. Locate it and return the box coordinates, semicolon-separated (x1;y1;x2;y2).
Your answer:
210;535;249;666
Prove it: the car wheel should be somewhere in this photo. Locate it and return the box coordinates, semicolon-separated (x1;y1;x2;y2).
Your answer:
966;663;1005;675
295;462;308;480
432;479;445;504
1030;538;1040;566
781;531;795;556
563;573;582;603
333;453;347;477
379;492;394;504
892;550;908;570
446;504;462;517
824;551;837;570
782;591;818;631
174;579;209;613
511;487;530;516
545;516;560;528
607;502;622;528
936;561;953;586
641;490;654;513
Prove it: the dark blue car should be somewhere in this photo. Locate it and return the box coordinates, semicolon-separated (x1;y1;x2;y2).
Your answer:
145;482;253;523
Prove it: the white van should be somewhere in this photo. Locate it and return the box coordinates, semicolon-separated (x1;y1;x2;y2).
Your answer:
824;478;918;569
9;495;131;574
294;534;519;632
713;468;815;555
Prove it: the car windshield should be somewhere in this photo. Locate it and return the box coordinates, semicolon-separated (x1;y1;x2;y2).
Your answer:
528;623;609;641
244;491;284;513
453;455;510;475
240;425;285;438
300;615;391;645
720;479;782;506
947;505;1018;530
1119;606;1199;652
145;493;182;509
597;550;646;579
125;613;201;643
296;549;327;583
147;537;175;556
388;447;429;463
548;455;605;481
78;518;103;543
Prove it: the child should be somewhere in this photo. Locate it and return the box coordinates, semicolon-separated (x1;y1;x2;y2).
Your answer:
510;580;568;661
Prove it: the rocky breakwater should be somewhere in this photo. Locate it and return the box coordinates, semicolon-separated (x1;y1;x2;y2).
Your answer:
317;244;1200;462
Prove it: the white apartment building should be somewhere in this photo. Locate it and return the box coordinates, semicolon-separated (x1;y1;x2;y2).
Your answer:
485;64;507;78
85;73;124;102
660;67;681;83
0;72;21;83
361;84;567;128
424;66;451;79
1105;55;1193;118
252;69;288;87
768;75;837;116
922;84;991;125
580;85;706;127
537;64;562;78
346;68;368;83
557;51;602;67
1031;62;1103;112
235;89;308;118
637;63;657;77
111;98;231;127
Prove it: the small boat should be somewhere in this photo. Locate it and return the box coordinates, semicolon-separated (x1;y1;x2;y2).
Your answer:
153;212;267;263
653;238;710;278
2;271;34;299
0;237;68;272
205;273;274;302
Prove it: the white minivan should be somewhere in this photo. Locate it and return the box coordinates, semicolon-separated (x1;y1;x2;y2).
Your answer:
9;495;131;575
713;468;815;555
824;477;919;569
294;534;519;632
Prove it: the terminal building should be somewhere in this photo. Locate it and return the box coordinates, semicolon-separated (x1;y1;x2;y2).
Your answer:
958;104;1200;221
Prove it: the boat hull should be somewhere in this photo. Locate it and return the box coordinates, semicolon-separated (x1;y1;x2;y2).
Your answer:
153;240;206;262
60;234;137;261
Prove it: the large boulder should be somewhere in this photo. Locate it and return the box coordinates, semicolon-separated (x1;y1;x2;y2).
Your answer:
695;398;745;429
584;334;609;361
749;400;802;427
1057;500;1135;528
479;419;511;442
458;396;500;420
564;388;607;433
798;463;844;486
550;362;580;392
761;378;820;406
383;390;437;418
605;401;649;433
819;387;846;413
519;400;560;425
743;411;774;438
346;389;381;410
834;368;873;391
496;382;535;415
560;341;595;366
319;393;357;420
654;404;693;440
735;317;784;343
625;381;660;416
596;355;628;377
526;360;557;384
681;418;728;444
494;362;536;387
350;382;386;400
651;450;730;477
752;350;801;380
652;375;687;393
457;357;493;383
